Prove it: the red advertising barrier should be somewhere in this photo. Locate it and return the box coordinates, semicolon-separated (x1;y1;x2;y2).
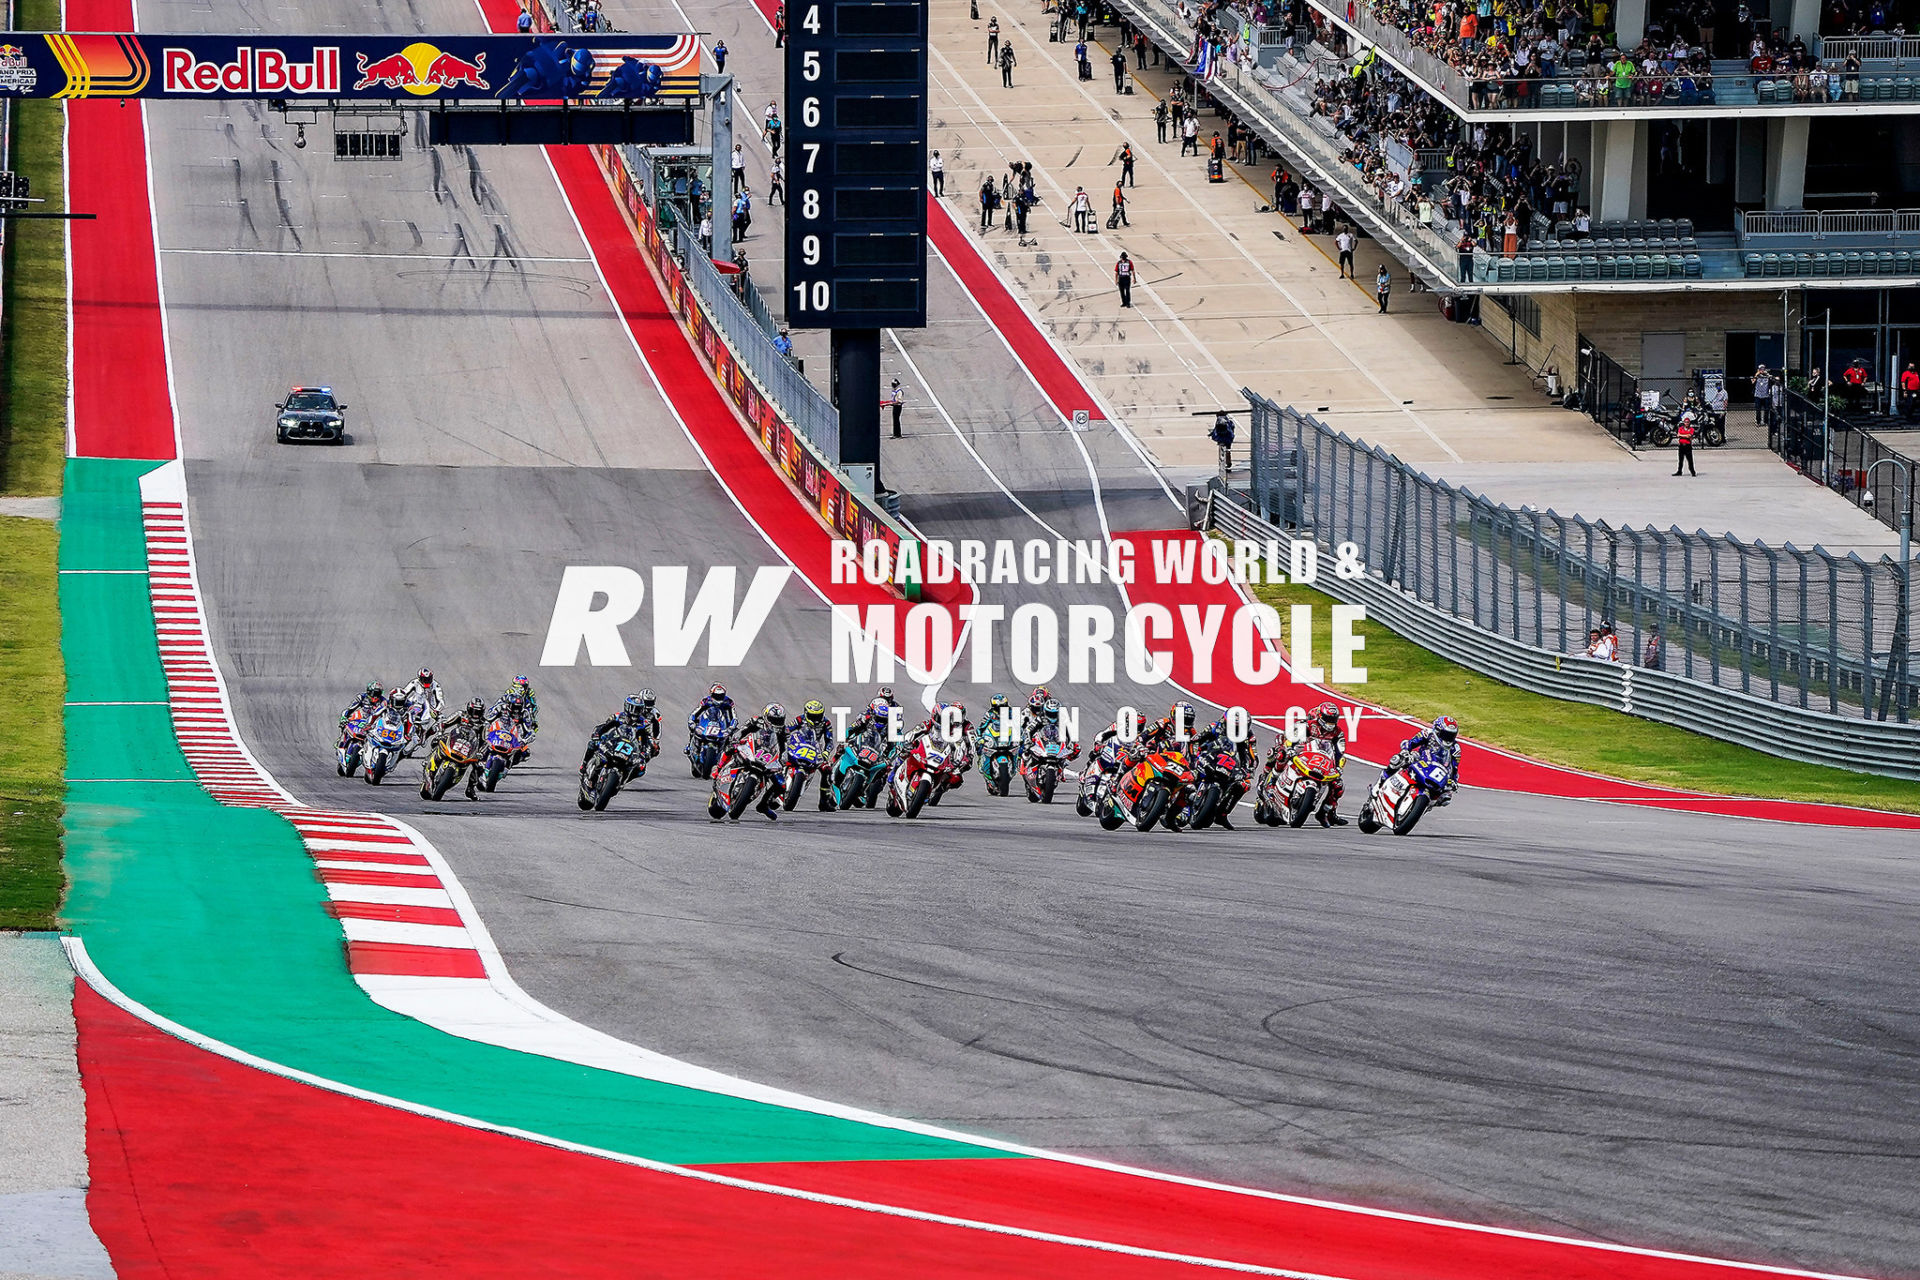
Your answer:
590;144;921;599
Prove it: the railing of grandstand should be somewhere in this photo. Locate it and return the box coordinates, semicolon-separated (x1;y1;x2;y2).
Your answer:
1244;390;1918;723
1816;35;1920;62
1311;0;1920;111
1738;208;1920;239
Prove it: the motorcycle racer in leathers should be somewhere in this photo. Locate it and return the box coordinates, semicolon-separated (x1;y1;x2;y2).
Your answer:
1275;701;1349;825
1380;715;1461;804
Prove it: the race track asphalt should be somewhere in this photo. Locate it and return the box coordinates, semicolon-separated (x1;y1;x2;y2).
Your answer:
134;0;1920;1272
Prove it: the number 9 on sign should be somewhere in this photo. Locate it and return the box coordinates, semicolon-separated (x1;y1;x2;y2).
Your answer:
792;280;831;311
802;234;821;265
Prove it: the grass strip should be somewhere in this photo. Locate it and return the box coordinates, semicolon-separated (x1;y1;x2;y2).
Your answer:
1253;577;1920;814
1;0;68;498
0;516;64;927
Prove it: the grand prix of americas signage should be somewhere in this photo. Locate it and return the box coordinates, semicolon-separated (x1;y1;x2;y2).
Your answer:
0;32;701;99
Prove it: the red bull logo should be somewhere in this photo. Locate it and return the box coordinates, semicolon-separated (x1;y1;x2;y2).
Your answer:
353;42;489;94
162;46;340;93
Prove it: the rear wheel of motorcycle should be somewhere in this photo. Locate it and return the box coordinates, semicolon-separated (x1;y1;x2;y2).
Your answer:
992;759;1011;796
577;789;594;811
905;779;933;819
593;770;620;811
1097;802;1126;831
427;765;456;802
1391;792;1429;836
727;777;758;820
1076;794;1094;817
1357;806;1381;834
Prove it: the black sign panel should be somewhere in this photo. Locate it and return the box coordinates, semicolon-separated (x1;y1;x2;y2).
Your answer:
783;0;927;330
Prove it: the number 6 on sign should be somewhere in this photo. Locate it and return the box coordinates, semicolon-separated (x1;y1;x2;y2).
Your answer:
792;281;830;310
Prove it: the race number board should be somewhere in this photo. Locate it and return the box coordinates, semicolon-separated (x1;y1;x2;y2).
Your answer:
783;0;928;329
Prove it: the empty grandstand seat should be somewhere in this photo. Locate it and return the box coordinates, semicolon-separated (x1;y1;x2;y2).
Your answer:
1632;254;1653;277
1845;251;1864;274
1898;251;1915;273
1580;255;1599;278
1810;252;1831;275
1683;253;1702;277
1879;251;1897;273
1496;258;1515;283
1897;77;1914;99
1793;252;1813;275
1650;255;1670;278
1547;256;1566;280
1598;254;1617;278
1744;252;1763;276
1761;252;1780;275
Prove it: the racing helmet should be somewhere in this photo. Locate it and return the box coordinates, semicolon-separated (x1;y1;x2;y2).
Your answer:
988;693;1010;713
638;688;657;708
1432;715;1458;744
1028;686;1052;709
1312;700;1340;737
763;702;787;726
465;698;486;718
708;683;728;701
387;687;405;704
1042;698;1060;722
877;686;896;704
511;675;531;696
1170;700;1196;729
802;699;826;721
868;697;890;719
621;695;647;725
418;669;434;686
365;681;383;699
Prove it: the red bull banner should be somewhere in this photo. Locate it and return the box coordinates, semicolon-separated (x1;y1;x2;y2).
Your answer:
0;32;701;99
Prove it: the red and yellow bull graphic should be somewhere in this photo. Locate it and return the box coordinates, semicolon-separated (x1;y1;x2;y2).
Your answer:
0;32;700;100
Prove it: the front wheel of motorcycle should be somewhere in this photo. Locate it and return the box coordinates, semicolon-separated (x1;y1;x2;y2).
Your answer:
1392;792;1429;836
367;759;386;785
1075;793;1093;817
427;765;456;802
905;778;933;820
727;776;758;820
1135;783;1167;832
1357;803;1381;834
1098;804;1126;831
781;772;802;811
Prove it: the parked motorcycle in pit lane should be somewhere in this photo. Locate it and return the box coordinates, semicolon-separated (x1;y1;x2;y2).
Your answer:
420;723;487;801
1019;738;1075;804
707;736;781;821
476;714;527;793
686;707;731;780
361;703;411;785
1358;748;1453;836
779;724;830;811
578;723;650;812
1097;749;1196;832
336;706;373;777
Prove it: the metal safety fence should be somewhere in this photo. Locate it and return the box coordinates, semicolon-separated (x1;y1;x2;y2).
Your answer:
1245;392;1918;723
627;149;841;460
1773;392;1920;544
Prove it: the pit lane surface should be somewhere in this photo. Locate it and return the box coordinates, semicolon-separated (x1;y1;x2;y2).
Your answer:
132;0;1920;1273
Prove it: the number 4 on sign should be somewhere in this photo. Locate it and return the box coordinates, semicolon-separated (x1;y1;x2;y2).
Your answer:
803;3;821;31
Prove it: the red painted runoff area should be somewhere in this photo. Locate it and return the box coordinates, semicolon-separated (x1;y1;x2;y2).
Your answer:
702;1158;1825;1280
75;985;1213;1280
65;0;175;460
1124;528;1920;829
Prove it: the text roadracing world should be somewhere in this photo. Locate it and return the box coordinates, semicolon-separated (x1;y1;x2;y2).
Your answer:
538;539;1372;688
